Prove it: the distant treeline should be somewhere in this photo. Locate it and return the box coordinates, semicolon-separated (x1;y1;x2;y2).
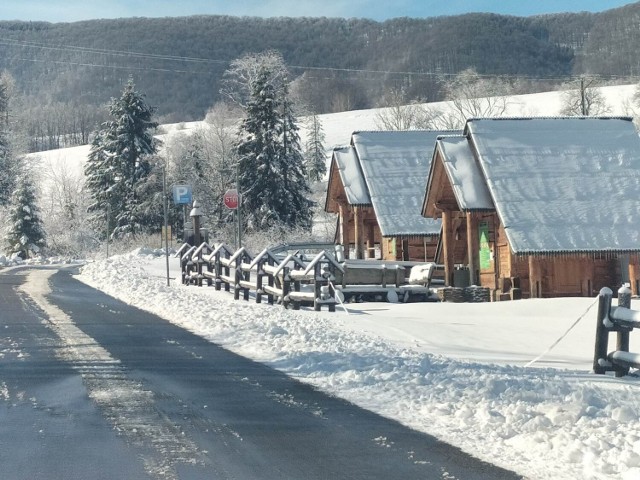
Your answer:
1;2;639;125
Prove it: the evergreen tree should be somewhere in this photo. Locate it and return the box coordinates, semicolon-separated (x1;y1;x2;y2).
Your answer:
84;78;159;238
278;83;313;228
303;113;327;183
85;130;116;232
0;72;20;207
235;66;312;232
5;174;46;259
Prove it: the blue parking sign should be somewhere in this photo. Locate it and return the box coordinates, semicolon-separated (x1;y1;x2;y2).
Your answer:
172;185;192;204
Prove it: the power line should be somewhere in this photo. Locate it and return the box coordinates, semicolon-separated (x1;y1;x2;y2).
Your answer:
0;36;636;83
16;57;216;75
0;37;226;65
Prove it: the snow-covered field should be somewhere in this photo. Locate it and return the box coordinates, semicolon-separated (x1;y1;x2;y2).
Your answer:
28;84;639;195
73;248;640;480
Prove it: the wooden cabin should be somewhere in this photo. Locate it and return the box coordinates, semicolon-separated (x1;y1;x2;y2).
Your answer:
422;117;640;299
325;130;458;261
325;145;379;259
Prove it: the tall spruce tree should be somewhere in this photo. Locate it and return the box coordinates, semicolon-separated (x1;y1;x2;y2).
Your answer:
277;83;313;228
235;67;312;231
303;113;327;183
5;174;46;259
0;72;20;206
84;78;159;238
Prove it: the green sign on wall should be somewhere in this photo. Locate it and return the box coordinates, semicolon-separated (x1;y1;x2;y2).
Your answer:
479;222;491;270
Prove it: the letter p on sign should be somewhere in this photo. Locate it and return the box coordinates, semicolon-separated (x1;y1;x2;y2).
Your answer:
173;185;192;204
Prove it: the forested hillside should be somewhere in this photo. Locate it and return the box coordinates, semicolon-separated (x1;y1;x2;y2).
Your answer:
1;2;639;124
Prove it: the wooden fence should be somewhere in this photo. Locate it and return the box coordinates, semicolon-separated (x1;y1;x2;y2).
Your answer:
176;242;439;312
178;242;342;311
593;285;638;377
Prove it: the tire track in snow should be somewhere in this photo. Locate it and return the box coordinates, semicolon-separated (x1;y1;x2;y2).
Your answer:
19;269;204;479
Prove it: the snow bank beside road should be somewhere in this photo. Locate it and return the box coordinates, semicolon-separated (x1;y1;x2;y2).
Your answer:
76;250;640;480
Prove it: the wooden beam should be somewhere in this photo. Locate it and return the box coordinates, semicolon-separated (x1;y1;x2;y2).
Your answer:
367;222;376;258
466;212;477;286
442;209;454;286
582;255;594;297
338;204;350;259
528;255;541;298
354;206;365;260
629;254;639;297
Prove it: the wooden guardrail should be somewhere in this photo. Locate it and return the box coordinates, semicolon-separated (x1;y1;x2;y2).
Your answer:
593;285;637;377
177;242;438;311
177;242;338;311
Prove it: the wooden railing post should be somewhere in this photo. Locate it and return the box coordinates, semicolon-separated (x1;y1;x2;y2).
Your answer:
214;251;222;290
616;285;632;377
593;287;613;374
282;268;291;308
256;261;264;304
267;258;275;305
233;258;241;300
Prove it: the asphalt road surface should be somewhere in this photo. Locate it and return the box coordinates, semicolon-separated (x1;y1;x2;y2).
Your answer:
0;266;522;480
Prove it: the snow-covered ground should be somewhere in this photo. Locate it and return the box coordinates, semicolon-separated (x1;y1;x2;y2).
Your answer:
73;248;640;480
8;84;640;479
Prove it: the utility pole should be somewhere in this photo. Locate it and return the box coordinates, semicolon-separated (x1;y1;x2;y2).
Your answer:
106;203;110;258
236;160;242;249
162;164;170;287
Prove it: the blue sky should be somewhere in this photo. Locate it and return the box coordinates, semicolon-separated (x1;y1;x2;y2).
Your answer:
0;0;636;23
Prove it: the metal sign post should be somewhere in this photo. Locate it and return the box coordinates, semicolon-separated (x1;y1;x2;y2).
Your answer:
163;166;170;286
172;184;193;242
224;189;240;249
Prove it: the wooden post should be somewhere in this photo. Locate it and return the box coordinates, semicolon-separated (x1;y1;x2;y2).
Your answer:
282;269;291;307
593;287;613;374
442;209;453;286
233;264;241;300
466;212;477;286
629;255;639;297
256;265;263;304
339;204;350;260
243;266;250;301
314;265;322;312
616;285;632;377
354;206;365;260
222;253;231;292
367;222;376;258
190;200;202;247
528;255;541;299
582;255;594;297
267;258;275;305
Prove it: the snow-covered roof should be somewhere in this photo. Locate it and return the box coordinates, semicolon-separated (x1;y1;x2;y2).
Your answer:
435;136;493;211
466;117;640;254
351;130;456;237
332;146;371;206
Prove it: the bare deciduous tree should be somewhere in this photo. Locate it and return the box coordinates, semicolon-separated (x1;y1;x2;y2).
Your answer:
439;68;513;128
219;51;289;109
164;101;243;241
39;156;95;255
560;76;611;116
374;87;440;130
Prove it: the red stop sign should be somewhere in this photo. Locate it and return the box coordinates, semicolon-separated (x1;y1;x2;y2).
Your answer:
223;189;238;209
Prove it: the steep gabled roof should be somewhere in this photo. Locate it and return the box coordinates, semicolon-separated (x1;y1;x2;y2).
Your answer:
433;135;493;212
351;130;457;237
465;116;640;254
331;145;371;206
